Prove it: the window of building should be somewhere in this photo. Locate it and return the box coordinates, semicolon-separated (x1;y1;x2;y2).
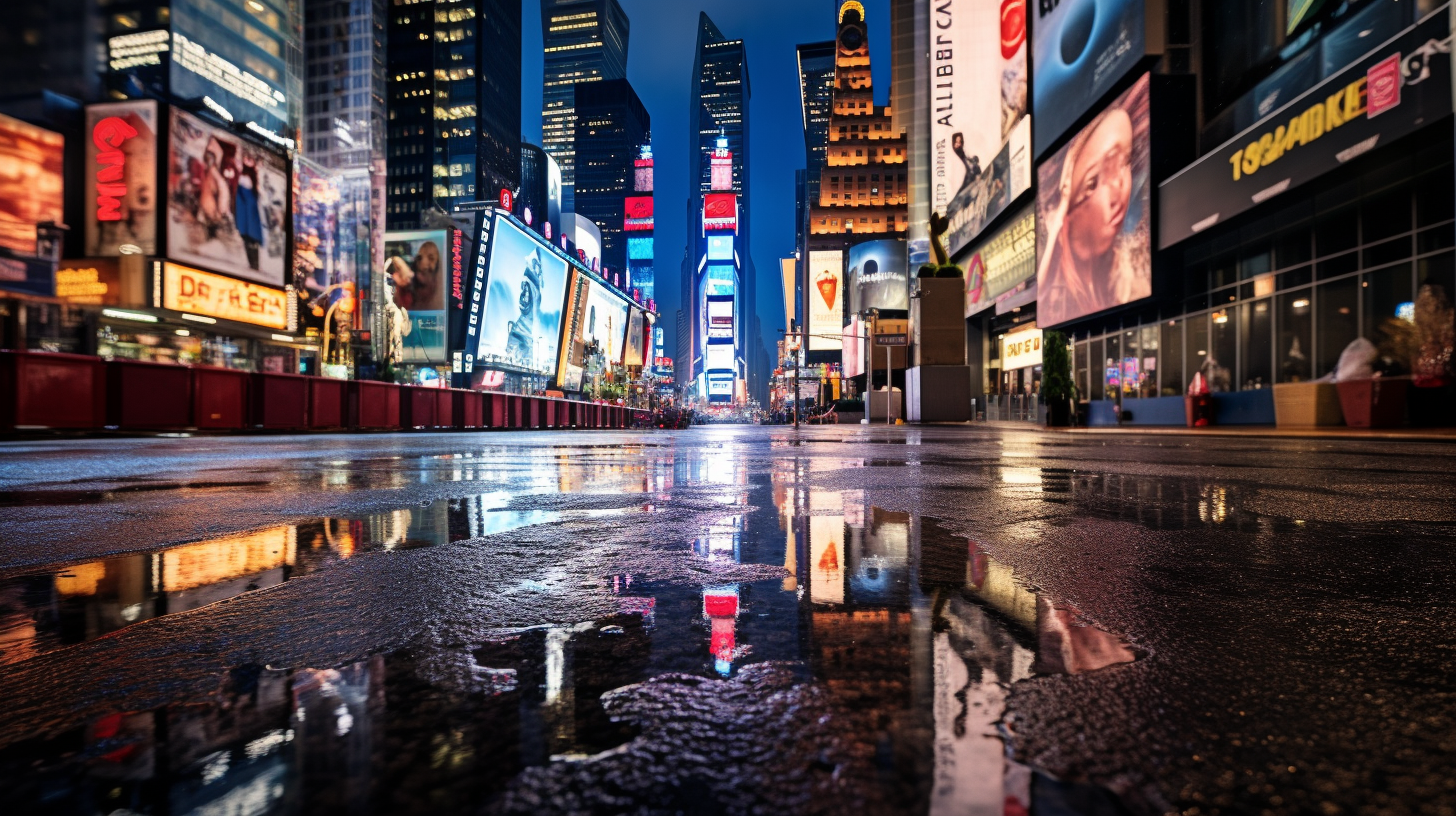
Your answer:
1161;320;1184;396
1210;309;1236;392
1276;290;1313;382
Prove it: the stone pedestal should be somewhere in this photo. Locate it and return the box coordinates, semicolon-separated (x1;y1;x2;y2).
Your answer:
907;365;971;422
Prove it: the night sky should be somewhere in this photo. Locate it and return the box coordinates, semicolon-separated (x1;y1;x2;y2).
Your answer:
520;0;891;361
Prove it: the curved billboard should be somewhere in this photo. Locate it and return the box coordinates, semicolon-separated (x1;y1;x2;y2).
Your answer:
476;217;570;376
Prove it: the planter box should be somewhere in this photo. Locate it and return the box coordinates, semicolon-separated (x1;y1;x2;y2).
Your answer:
308;378;347;429
191;366;248;430
912;277;967;367
107;359;191;430
0;351;105;431
1273;382;1344;427
251;372;310;430
1337;378;1408;428
350;380;401;429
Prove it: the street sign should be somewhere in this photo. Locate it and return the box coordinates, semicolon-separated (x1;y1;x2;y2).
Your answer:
876;333;908;346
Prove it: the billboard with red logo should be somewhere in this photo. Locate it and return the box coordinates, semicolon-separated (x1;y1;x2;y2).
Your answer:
624;196;654;231
85;101;159;257
703;193;738;231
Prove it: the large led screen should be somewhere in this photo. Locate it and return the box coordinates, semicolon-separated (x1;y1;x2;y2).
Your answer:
477;218;569;376
85;101;159;257
847;239;909;313
707;235;734;261
624;308;646;366
965;203;1035;316
707;295;735;340
1035;73;1152;328
383;230;450;364
583;278;631;364
930;0;1032;255
807;250;844;351
0;113;64;257
167;108;288;286
705;342;735;373
1033;0;1151;158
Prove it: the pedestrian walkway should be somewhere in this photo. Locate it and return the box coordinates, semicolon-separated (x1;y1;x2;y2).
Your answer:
928;420;1456;442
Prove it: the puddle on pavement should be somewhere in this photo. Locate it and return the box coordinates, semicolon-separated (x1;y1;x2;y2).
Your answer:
0;463;1139;814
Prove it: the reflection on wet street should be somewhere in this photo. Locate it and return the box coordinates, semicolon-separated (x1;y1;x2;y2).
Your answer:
1;427;1453;815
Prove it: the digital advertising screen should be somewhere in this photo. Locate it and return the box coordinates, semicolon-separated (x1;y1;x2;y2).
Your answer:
703;193;738;230
624;308;646;366
162;262;288;329
546;153;563;241
85;101;159;258
1033;0;1154;158
705;342;735;373
807;250;844;352
476;217;569;376
167;108;289;287
384;230;450;364
965;203;1035;317
628;236;653;260
707;295;735;340
707;234;734;262
847;239;908;314
929;0;1032;256
1035;73;1152;328
583;278;631;364
624;196;654;231
0;113;64;257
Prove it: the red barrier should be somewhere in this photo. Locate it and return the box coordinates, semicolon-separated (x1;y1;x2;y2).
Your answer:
308;378;347;429
404;386;436;429
484;392;506;428
251;372;310;430
0;351;105;431
349;380;401;429
555;400;569;429
524;396;541;429
191;366;248;430
107;359;191;430
454;389;483;429
507;395;525;429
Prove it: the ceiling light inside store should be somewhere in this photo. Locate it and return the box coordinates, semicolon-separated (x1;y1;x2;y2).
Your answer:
175;329;190;337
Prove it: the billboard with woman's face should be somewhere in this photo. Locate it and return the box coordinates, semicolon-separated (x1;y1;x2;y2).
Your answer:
167;108;288;286
1035;73;1151;328
383;230;450;364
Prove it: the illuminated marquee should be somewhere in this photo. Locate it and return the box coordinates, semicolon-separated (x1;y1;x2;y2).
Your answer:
162;263;288;329
703;193;738;231
624;196;654;231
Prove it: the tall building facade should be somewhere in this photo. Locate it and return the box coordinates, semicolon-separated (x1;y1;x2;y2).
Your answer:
540;0;629;213
302;0;386;170
794;40;836;334
0;0;102;103
685;13;751;405
573;77;649;280
385;0;520;229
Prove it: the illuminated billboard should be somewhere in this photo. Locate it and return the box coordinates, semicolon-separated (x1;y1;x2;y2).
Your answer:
162;262;289;329
847;239;908;313
85;101;159;258
807;250;844;352
929;0;1031;255
167;108;288;287
627;236;653;260
383;230;450;364
0;113;64;257
624;308;647;366
705;342;735;372
965;203;1035;317
476;217;570;376
1036;74;1152;328
624;196;654;231
583;277;631;364
1033;0;1159;158
707;295;735;340
546;153;563;241
703;193;738;230
707;235;734;262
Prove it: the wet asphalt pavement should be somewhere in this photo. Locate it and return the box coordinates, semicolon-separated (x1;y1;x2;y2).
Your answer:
0;425;1453;816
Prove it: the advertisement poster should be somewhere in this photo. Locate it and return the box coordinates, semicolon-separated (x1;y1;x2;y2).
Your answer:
1160;9;1452;248
1033;0;1151;158
584;279;631;364
930;0;1032;255
707;295;735;340
477;218;568;376
965;204;1035;316
847;239;909;313
624;308;646;366
167;108;288;286
0;113;64;257
293;158;358;331
162;262;288;329
85;101;159;257
1035;74;1151;328
383;230;449;365
807;250;844;351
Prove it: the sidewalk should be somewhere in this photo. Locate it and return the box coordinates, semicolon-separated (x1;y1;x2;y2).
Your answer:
930;420;1456;442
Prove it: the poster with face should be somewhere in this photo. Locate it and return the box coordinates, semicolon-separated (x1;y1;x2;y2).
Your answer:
807;251;844;352
0;113;64;257
167;108;288;286
930;0;1031;256
848;239;909;314
383;230;449;364
477;218;569;376
1035;73;1151;328
86;101;159;258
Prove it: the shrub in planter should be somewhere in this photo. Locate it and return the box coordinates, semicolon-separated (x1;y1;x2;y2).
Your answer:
1041;330;1074;427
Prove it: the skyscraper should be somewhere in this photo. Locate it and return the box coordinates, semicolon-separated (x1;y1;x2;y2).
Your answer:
0;0;102;103
302;0;386;171
796;40;836;214
540;0;630;213
385;0;521;228
573;78;649;279
685;13;750;405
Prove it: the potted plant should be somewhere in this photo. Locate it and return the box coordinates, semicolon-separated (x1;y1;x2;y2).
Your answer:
1041;330;1073;427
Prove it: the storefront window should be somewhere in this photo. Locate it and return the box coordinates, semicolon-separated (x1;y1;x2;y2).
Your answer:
1362;262;1415;341
1276;290;1313;382
1314;206;1358;258
1186;313;1210;391
1316;277;1360;377
1418;252;1456;300
1075;341;1090;401
1161;320;1183;396
1089;337;1104;401
1210;307;1236;392
1105;333;1122;397
1138;325;1158;398
1240;299;1272;389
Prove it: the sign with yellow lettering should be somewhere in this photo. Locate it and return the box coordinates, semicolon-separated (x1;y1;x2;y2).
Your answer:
1159;11;1450;249
1001;325;1042;370
163;262;289;329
